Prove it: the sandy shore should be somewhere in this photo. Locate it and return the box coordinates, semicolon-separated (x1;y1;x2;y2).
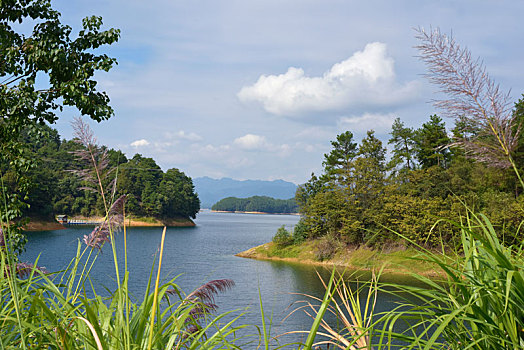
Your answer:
23;220;65;231
22;216;195;231
211;210;299;215
124;217;195;227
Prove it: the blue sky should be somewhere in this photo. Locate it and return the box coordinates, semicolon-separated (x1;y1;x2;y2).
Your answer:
52;0;524;184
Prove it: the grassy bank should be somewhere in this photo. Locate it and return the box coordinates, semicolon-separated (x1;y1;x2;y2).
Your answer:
236;240;445;279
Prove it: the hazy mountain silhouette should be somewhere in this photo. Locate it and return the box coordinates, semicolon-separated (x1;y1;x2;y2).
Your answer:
194;177;297;208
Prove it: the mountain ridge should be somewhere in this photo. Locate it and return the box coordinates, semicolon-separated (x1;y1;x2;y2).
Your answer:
194;177;298;208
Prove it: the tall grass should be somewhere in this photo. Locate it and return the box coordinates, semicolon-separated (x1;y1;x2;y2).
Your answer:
382;212;524;349
0;119;247;349
296;211;524;349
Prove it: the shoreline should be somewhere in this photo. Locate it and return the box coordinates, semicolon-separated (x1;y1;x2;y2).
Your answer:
211;210;300;215
22;216;195;231
236;242;444;280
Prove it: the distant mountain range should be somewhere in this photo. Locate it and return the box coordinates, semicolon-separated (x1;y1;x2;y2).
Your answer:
193;177;298;208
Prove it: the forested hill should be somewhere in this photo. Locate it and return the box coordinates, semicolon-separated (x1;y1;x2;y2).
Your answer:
194;177;297;208
14;124;200;221
292;105;524;252
212;196;298;214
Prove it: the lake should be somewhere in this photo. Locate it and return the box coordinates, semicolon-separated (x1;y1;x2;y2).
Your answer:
23;211;408;347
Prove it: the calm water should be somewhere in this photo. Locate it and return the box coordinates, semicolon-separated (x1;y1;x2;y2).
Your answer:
23;211;407;346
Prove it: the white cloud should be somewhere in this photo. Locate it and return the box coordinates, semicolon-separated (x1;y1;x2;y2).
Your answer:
337;113;396;133
165;130;203;142
233;134;268;150
130;139;150;147
237;42;420;116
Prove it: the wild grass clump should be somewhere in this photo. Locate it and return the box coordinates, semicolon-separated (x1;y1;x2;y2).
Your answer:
383;212;524;349
0;119;246;349
314;234;343;262
294;212;524;349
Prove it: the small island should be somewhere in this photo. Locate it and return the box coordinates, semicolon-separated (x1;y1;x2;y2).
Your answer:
211;195;298;214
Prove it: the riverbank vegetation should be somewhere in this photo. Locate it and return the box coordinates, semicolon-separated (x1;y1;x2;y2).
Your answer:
237;240;442;278
287;98;524;257
1;0;523;347
4;122;200;227
212;195;298;214
276;27;524;349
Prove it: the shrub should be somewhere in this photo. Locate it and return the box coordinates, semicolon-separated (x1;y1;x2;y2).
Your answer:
292;218;308;244
314;234;341;261
272;225;293;247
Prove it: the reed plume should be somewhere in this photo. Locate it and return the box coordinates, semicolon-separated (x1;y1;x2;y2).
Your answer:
69;117;126;251
82;194;127;251
415;27;520;170
15;262;47;279
70;116;120;219
184;278;236;306
166;279;235;330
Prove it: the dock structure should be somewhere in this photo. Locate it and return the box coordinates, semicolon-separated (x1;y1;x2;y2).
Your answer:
66;219;103;225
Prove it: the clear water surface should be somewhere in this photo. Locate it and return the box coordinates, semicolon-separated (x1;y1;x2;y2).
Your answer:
23;211;410;347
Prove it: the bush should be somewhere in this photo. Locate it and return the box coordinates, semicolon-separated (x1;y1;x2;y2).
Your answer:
272;225;293;247
293;218;308;244
314;234;341;261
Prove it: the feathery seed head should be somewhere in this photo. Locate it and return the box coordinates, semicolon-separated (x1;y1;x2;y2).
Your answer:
415;27;519;168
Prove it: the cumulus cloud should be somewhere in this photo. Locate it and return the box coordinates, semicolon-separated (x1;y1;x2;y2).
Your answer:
337;113;396;133
232;134;293;157
237;42;420;116
233;134;268;150
130;139;150;147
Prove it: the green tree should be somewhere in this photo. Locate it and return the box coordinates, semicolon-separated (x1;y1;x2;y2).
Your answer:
272;225;293;247
388;117;416;171
159;168;200;219
353;130;387;209
211;196;296;214
322;131;358;187
118;154;162;216
0;0;119;253
295;173;324;213
415;115;451;169
302;187;360;242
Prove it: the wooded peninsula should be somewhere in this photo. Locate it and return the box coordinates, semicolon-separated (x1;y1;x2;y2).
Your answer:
6;124;200;226
261;100;524;262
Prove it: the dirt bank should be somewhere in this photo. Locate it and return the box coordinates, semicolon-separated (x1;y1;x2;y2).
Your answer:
21;216;195;231
23;219;65;231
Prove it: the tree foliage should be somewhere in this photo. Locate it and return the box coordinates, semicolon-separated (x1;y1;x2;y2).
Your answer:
16;123;200;221
415;114;451;169
0;0;119;254
388;117;416;172
296;109;524;249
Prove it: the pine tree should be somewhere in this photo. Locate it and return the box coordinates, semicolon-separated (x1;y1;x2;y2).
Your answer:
415;115;451;169
322;131;358;187
353;130;387;209
388;117;416;171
